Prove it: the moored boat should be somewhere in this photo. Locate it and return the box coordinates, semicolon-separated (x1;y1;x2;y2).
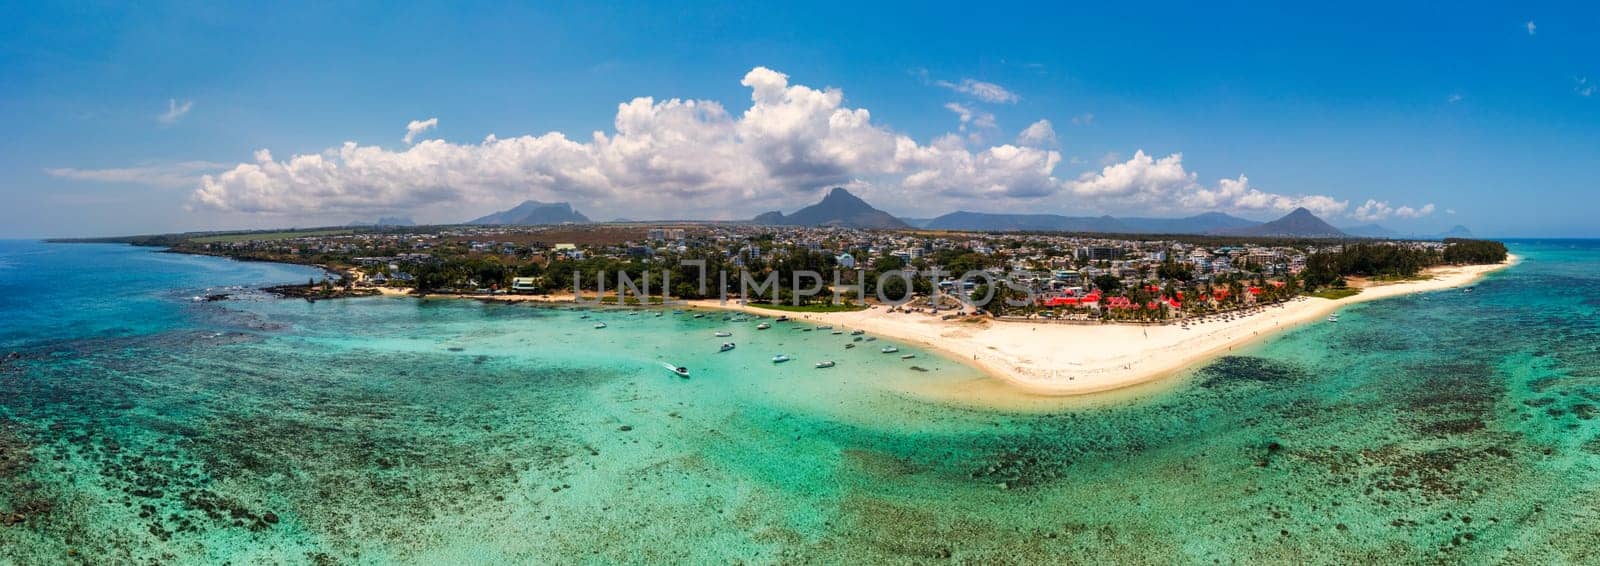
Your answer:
771;354;791;363
880;346;899;353
720;342;736;352
756;323;771;330
815;361;836;368
714;331;732;337
594;322;607;329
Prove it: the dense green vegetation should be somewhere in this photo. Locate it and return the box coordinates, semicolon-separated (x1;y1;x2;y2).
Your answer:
1299;239;1507;291
1442;238;1509;264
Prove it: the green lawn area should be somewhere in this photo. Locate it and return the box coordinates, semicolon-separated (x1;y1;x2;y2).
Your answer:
190;229;354;243
746;302;868;313
1307;288;1362;300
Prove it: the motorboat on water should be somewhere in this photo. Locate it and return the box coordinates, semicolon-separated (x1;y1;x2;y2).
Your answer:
815;361;836;368
714;331;732;337
720;342;736;352
693;313;705;319
1327;314;1339;323
776;315;791;322
660;362;690;378
756;323;772;330
900;354;915;360
831;330;843;335
844;343;856;349
817;325;832;330
771;354;791;363
593;322;607;329
849;330;865;335
880;346;899;353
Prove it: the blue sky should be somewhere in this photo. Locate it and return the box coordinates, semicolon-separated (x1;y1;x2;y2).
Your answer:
2;1;1596;238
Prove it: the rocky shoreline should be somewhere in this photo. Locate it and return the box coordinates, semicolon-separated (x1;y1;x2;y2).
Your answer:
260;284;381;301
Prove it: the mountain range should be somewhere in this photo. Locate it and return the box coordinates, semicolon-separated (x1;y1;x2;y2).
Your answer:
917;210;1260;234
468;201;591;225
1216;208;1346;238
1341;223;1473;240
460;188;1463;239
751;187;909;229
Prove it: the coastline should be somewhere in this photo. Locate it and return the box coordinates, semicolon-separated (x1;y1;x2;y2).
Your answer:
688;256;1517;397
355;256;1518;398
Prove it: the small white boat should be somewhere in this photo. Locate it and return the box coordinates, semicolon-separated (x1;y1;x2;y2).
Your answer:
693;313;705;318
776;315;791;322
900;354;916;360
850;330;865;335
756;323;771;330
594;322;607;329
880;346;899;353
771;354;791;363
817;325;833;330
815;361;836;368
714;331;732;337
720;342;736;352
831;330;843;335
1326;315;1339;323
580;314;591;319
660;362;690;378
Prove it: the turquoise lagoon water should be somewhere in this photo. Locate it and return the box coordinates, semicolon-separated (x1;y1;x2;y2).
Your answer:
1;239;1598;564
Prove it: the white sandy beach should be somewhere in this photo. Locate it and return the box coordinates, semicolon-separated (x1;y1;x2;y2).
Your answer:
683;255;1519;396
385;256;1517;398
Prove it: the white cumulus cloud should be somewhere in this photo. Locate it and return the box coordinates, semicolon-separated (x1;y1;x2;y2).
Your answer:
944;102;996;131
403;118;438;144
1066;151;1351;218
179;66;1405;222
1016;119;1058;147
1352;199;1436;221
